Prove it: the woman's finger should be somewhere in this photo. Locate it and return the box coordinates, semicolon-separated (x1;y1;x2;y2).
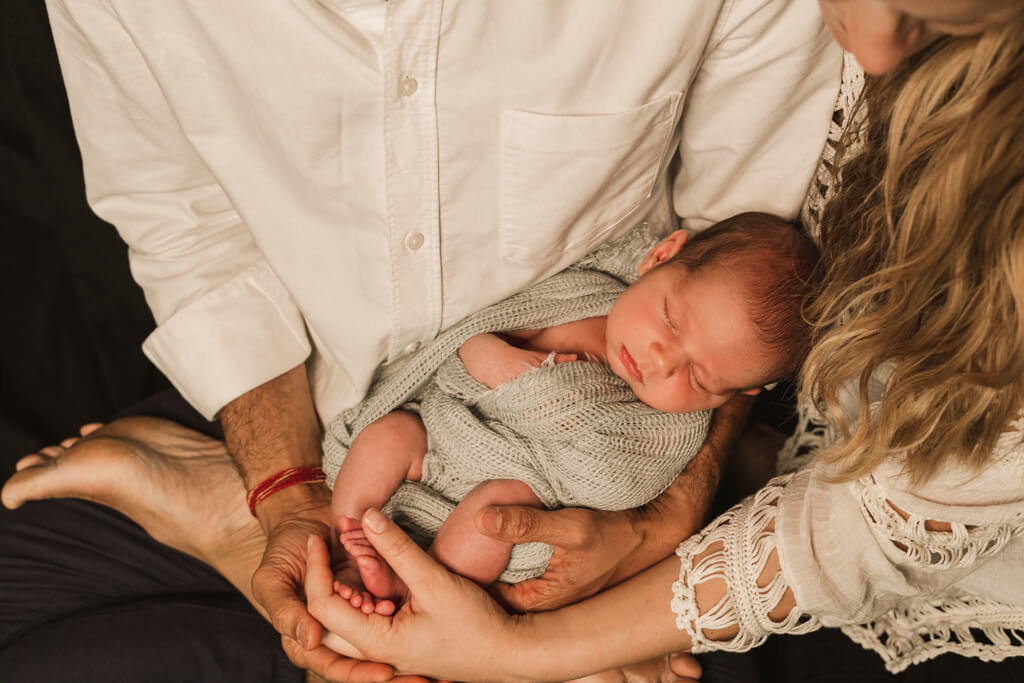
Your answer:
281;635;396;683
322;629;368;659
359;508;447;593
305;535;389;657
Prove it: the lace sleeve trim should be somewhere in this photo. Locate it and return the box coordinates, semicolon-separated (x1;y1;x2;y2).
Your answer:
857;476;1024;569
670;474;821;653
775;400;832;475
841;593;1024;673
800;52;865;240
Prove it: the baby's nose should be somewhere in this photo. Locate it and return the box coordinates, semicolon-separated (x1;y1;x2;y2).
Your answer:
649;341;678;377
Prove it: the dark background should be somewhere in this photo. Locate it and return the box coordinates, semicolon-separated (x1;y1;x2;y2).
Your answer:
0;0;168;480
2;4;1021;680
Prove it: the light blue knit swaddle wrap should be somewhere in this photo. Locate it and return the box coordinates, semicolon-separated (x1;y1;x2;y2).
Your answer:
322;227;710;582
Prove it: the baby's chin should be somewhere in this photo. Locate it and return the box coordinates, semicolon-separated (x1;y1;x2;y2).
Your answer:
633;390;695;414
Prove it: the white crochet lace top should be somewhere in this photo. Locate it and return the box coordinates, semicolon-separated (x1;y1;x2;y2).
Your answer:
670;53;1024;673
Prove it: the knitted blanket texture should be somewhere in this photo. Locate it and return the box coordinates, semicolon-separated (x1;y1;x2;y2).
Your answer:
322;227;710;581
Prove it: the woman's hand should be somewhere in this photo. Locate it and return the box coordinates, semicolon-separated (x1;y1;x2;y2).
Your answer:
305;508;525;683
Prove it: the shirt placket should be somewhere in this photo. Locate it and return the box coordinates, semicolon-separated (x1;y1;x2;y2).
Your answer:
383;0;443;363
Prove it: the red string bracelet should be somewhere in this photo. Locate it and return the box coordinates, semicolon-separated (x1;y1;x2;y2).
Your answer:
246;466;326;517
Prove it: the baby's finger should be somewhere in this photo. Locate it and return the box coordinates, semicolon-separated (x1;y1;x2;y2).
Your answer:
553;353;578;364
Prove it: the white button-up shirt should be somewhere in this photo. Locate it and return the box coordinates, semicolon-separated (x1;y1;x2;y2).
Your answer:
47;0;841;420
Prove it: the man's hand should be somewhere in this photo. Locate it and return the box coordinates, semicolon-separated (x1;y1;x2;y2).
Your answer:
219;364;401;681
476;505;654;611
254;483;432;683
479;394;756;612
250;483;334;649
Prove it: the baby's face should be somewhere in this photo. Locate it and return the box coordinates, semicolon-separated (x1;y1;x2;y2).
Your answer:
605;262;773;413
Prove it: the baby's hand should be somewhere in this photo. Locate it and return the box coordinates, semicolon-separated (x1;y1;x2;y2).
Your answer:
458;333;576;389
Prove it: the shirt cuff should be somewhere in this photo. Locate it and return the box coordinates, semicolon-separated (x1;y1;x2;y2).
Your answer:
142;261;311;419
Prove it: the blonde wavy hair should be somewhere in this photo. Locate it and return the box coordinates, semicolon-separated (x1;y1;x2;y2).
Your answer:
800;22;1024;485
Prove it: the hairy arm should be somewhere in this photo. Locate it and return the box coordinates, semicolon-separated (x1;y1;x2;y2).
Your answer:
217;365;333;631
219;365;399;681
219;364;325;495
627;393;755;568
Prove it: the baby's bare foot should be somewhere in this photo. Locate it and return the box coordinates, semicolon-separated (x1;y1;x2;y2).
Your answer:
332;520;395;615
2;417;265;602
338;515;407;613
332;562;382;615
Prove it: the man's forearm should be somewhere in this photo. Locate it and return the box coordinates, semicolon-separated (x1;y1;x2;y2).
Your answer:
629;394;755;565
218;363;330;528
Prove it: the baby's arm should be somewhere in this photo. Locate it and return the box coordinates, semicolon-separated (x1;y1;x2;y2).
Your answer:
458;332;575;389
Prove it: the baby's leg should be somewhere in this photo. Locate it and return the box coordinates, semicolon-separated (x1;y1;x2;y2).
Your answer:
330;410;426;613
430;479;543;586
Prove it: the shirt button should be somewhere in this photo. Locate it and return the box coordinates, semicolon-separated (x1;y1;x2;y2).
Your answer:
404;341;422;355
405;232;425;251
398;75;418;97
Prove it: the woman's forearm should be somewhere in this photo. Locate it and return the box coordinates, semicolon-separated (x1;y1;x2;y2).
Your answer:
511;556;694;681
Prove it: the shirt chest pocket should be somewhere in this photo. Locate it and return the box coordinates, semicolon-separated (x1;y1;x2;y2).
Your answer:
499;92;682;269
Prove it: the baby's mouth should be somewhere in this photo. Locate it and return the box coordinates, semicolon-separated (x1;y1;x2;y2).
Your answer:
619;345;643;383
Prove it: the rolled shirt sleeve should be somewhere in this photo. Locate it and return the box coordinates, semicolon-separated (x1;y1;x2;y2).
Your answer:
48;0;311;418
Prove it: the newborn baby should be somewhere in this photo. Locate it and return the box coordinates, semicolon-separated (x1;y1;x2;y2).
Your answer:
323;213;817;614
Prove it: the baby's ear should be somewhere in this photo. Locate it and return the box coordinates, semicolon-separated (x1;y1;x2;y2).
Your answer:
638;230;689;276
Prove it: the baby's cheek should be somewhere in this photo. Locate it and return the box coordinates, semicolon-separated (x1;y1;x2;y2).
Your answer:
647;385;696;414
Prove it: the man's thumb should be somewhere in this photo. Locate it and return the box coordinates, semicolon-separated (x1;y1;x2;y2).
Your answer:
475;505;544;543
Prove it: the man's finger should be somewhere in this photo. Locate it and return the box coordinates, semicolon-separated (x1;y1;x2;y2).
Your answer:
253;561;323;650
475;505;582;546
360;508;446;591
492;579;556;612
668;652;702;682
305;535;337;602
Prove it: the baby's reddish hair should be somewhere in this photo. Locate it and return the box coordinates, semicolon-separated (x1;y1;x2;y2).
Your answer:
671;212;819;380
